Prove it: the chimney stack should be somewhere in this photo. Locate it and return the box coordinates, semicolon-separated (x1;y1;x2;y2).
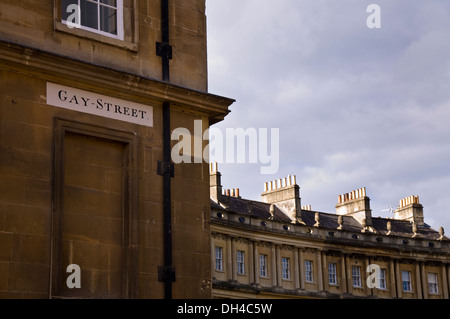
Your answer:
336;187;372;227
394;195;424;226
261;175;303;224
210;162;222;203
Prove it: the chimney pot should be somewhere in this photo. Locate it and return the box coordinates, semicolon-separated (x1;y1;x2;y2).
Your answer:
210;162;222;203
210;162;218;173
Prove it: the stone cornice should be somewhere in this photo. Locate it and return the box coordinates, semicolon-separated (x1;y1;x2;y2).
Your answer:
211;211;450;258
0;40;235;123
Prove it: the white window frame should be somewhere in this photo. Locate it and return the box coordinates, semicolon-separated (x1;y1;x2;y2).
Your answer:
305;260;314;283
428;273;439;295
215;247;223;272
402;271;412;292
282;258;290;280
237;251;245;275
328;263;337;285
259;254;268;278
61;0;124;40
352;265;362;288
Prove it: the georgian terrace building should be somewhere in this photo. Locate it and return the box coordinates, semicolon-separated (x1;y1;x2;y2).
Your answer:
209;164;450;299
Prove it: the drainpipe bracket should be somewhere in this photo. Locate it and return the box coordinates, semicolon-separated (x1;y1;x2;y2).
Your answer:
157;161;175;178
158;265;176;283
156;42;173;60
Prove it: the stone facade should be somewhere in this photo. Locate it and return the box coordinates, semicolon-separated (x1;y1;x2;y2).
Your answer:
0;0;234;298
0;0;208;92
210;164;450;299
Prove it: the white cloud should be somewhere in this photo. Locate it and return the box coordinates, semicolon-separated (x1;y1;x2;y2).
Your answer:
206;0;450;232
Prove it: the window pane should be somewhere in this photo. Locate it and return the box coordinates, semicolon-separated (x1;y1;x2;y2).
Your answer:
402;271;410;282
80;0;98;29
328;263;337;285
283;258;290;280
260;255;267;277
215;247;223;271
215;247;221;259
428;273;437;284
61;0;78;21
237;251;245;274
100;5;117;35
101;0;117;7
379;269;386;289
305;261;313;282
402;271;411;291
352;266;361;287
428;273;438;294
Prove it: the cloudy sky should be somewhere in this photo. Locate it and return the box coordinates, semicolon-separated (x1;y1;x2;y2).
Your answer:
205;0;450;232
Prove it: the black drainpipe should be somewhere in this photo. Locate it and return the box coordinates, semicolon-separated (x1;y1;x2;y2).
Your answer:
156;0;175;299
158;0;172;82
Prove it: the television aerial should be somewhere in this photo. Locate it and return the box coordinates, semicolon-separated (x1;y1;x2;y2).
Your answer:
380;205;395;214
